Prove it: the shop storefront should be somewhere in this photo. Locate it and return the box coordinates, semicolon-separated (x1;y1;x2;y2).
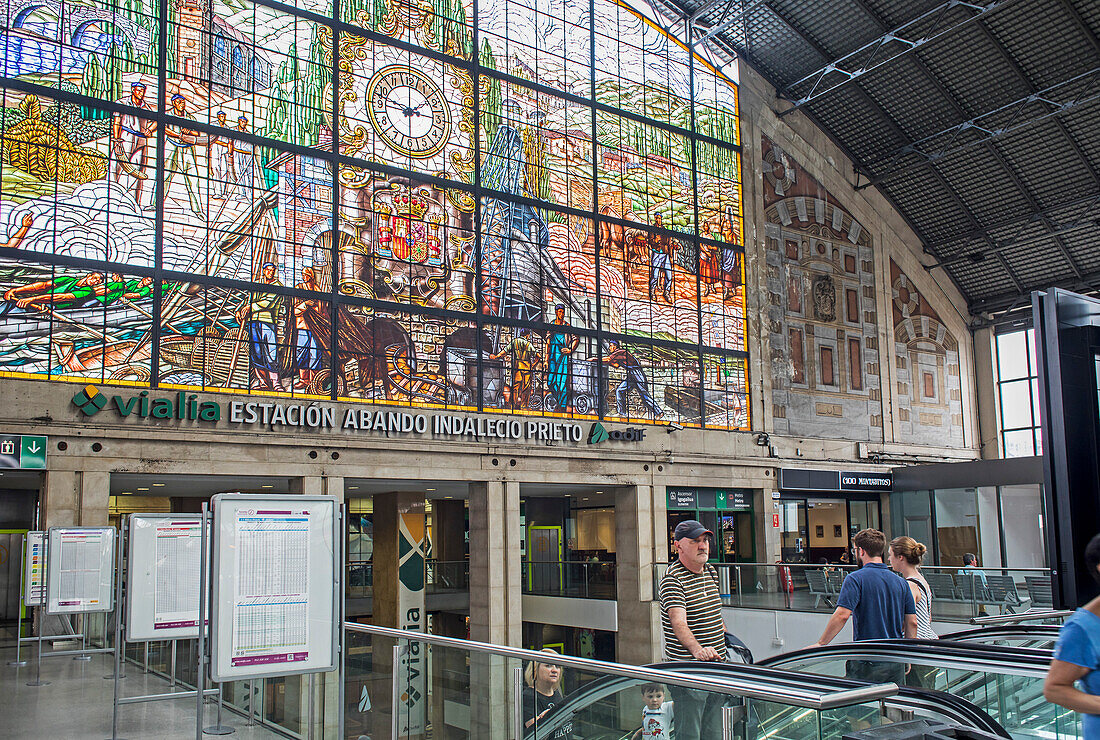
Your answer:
666;487;755;563
776;469;889;564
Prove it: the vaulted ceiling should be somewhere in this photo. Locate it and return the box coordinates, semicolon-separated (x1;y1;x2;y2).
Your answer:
658;0;1100;320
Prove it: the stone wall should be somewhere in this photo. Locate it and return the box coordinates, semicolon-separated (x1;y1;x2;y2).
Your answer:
738;63;978;454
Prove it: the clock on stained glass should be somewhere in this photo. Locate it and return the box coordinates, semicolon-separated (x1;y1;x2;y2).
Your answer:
367;65;451;158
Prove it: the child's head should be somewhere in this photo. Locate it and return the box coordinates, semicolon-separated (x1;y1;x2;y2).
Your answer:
640;683;665;709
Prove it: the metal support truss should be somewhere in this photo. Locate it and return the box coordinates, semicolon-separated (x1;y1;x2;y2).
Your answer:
857;67;1100;189
927;191;1100;270
777;0;1021;113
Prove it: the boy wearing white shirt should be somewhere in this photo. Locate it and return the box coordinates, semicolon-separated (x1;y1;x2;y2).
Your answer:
633;683;674;740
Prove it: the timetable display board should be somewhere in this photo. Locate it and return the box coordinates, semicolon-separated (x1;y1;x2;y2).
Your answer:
23;531;45;606
46;527;116;614
127;514;204;641
210;495;339;682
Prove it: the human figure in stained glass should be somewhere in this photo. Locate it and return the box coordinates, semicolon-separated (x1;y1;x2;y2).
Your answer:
291;267;326;390
111;82;155;207
232;115;256;203
602;340;663;418
163;93;206;219
4;272;105;310
648;213;674;303
490;328;540;410
209;110;235;199
545;303;578;412
237;262;285;391
720;220;740;300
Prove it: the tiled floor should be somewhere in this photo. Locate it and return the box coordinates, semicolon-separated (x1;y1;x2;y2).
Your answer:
0;644;286;739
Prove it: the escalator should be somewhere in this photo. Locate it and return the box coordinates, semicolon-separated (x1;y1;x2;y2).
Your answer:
940;625;1060;650
760;639;1072;739
524;658;1010;739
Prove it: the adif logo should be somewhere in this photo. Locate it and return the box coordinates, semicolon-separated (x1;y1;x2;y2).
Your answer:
72;385;107;416
587;422;609;444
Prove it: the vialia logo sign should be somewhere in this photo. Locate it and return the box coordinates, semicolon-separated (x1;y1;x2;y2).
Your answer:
71;385;221;421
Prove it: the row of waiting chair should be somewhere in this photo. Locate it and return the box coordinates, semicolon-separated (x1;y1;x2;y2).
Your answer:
804;569;1053;612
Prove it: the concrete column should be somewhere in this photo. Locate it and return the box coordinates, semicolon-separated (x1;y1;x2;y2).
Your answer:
615;484;663;664
372;491;428;740
298;476;323;496
43;470;78;528
324;476;345;499
468;480;521;645
79;471;110;525
468;480;521;740
973;326;1001;459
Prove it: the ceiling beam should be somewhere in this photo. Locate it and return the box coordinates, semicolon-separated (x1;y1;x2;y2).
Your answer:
855;67;1100;188
921;191;1100;252
776;0;1022;113
970;268;1100;316
928;194;1100;269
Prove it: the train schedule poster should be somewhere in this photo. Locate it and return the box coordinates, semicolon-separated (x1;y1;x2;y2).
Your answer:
23;531;45;606
45;527;116;614
127;514;204;641
210;494;339;682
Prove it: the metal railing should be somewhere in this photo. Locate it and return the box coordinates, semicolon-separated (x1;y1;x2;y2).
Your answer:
342;621;898;711
521;559;617;599
655;562;1057;623
426;559;469;592
347;559;471;598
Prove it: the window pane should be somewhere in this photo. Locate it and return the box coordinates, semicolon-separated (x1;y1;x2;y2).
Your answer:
996;330;1029;380
999;379;1033;430
1002;429;1035;458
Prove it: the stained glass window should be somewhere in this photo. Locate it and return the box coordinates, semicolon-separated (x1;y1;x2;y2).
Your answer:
0;0;748;429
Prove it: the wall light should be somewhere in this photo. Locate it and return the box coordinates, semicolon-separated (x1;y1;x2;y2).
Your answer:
666;421;684;433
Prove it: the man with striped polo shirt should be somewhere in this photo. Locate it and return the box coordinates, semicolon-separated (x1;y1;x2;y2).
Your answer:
659;519;727;738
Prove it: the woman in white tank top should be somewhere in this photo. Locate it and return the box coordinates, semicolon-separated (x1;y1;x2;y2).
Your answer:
889;536;938;640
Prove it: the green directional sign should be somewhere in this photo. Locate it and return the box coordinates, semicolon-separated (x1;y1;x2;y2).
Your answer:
20;436;46;468
0;435;47;469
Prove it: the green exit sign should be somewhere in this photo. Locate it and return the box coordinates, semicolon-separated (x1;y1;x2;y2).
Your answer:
0;435;47;469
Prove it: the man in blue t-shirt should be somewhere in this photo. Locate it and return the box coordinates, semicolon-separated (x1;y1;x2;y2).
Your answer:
811;528;916;684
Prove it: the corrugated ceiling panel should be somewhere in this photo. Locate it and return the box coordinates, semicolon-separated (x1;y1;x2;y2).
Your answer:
945;258;1016;301
862;0;953;28
1000;239;1074;285
992;122;1099;208
984;1;1098;89
882;173;976;243
743;11;826;83
932;149;1034;227
770;0;883;52
984;218;1051;249
804;89;909;161
857;58;961;145
1062;228;1100;274
915;24;1030;116
1058;99;1100;169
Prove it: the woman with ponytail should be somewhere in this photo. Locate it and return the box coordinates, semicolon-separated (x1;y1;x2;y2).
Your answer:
889;536;937;641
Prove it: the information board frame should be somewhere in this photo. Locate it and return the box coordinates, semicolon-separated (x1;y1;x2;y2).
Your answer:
126;513;205;642
210;494;340;682
23;531;45;606
45;526;116;614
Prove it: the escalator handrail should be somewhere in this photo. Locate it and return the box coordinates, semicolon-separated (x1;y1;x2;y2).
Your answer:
343;621;896;709
939;625;1061;642
760;639;1052;676
524;660;1009;739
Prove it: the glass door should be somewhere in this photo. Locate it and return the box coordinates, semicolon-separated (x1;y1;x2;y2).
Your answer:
779;500;807;563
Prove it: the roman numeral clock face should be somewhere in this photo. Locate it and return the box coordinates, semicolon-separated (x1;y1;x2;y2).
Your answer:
368;65;451;158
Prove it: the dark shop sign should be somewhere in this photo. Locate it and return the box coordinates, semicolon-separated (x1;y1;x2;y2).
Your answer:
778;468;892;493
667;488;750;510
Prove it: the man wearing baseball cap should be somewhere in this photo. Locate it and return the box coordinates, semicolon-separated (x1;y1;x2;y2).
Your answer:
659;519;727;738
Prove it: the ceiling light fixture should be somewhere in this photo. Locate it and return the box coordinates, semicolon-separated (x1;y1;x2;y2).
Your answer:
152;483;165;487
261;484;274;488
137;487;149;491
